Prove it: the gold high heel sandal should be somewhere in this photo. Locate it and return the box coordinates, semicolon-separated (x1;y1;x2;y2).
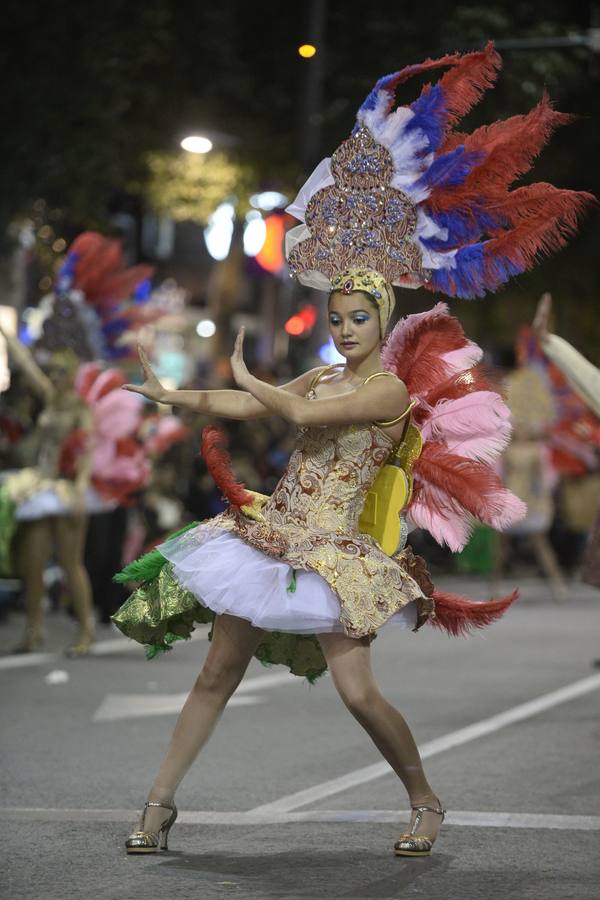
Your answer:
394;800;446;857
12;626;44;654
125;800;178;854
65;623;95;658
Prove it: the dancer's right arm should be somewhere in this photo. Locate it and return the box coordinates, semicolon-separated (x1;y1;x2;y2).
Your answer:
0;324;54;402
123;345;322;420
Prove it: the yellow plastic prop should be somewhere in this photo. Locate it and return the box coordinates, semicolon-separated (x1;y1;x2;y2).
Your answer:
357;422;422;555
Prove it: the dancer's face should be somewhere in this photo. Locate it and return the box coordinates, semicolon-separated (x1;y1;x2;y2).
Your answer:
45;361;76;392
328;291;381;359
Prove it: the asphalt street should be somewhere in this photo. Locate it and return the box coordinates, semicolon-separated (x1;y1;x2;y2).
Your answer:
1;574;599;900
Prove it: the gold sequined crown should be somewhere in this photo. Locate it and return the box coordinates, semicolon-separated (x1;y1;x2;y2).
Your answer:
287;127;430;288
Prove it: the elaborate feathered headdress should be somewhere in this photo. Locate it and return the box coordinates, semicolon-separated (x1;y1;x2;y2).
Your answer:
54;232;156;360
33;231;155;363
286;42;595;299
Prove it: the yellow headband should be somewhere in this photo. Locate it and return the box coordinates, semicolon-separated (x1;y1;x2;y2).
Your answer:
330;267;395;337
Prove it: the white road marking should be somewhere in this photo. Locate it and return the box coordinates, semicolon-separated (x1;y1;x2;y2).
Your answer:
1;807;598;831
0;625;210;670
250;672;600;814
94;693;264;719
0;652;55;670
88;627;210;655
93;670;300;721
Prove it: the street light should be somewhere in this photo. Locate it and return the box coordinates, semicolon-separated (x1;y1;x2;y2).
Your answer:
180;135;213;154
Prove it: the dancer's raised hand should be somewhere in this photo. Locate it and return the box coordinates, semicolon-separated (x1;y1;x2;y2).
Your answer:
123;345;167;402
230;326;252;389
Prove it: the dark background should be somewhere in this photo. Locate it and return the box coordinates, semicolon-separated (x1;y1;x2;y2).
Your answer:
3;0;599;353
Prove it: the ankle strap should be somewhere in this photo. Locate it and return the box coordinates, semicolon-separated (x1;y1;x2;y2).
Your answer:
145;800;175;812
411;804;446;816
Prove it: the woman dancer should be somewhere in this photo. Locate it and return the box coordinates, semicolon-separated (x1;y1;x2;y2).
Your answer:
1;230;154;654
0;331;96;655
113;44;593;857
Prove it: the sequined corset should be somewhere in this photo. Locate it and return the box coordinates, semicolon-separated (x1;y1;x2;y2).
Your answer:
260;414;394;537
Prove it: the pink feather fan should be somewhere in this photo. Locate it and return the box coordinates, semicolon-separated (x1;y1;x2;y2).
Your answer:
383;303;526;551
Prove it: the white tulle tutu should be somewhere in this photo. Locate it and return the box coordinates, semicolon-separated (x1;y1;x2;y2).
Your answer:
14;485;116;521
159;527;417;634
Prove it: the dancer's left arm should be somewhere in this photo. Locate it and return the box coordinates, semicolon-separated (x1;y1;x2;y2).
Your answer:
231;327;408;426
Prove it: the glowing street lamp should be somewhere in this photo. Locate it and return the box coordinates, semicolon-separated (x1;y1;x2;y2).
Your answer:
298;44;317;58
196;319;216;338
180;135;213;154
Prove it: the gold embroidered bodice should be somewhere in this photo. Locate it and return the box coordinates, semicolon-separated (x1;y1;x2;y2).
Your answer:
261;415;395;538
14;395;91;478
208;379;434;637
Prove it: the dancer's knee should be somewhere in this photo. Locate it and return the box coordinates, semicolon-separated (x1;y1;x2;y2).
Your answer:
194;658;246;699
336;680;379;717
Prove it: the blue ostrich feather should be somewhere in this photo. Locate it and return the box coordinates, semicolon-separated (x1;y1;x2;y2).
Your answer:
358;71;400;114
102;320;129;338
430;243;524;299
405;84;447;154
55;251;79;294
423;204;507;250
414;145;485;192
133;278;152;303
106;345;130;360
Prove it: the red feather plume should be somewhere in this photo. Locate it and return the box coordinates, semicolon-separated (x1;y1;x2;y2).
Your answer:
483;188;596;272
58;429;90;478
430;94;572;218
432;41;502;128
69;232;154;309
381;42;500;131
382;310;468;396
420;367;496;413
200;425;254;508
429;589;519;636
414;443;519;525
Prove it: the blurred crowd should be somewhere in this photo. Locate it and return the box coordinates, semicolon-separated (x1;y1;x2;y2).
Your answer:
1;343;599;644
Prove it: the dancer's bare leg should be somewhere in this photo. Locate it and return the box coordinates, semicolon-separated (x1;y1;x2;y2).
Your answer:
529;531;567;599
53;513;95;650
14;518;52;650
318;631;443;841
140;613;264;833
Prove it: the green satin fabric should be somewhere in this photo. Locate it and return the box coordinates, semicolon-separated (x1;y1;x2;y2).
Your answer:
0;485;17;576
111;560;327;681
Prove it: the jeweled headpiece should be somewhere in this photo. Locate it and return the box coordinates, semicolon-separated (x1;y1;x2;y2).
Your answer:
286;43;595;300
330;267;395;337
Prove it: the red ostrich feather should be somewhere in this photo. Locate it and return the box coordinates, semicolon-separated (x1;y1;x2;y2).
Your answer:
58;429;90;478
414;443;522;526
430;94;573;217
382;42;500;130
200;425;254;508
69;232;154;309
382;309;468;396
431;41;502;128
482;188;596;272
429;589;519;636
420;367;496;414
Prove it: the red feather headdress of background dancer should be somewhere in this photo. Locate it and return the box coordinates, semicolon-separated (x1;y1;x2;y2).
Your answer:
202;44;596;636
